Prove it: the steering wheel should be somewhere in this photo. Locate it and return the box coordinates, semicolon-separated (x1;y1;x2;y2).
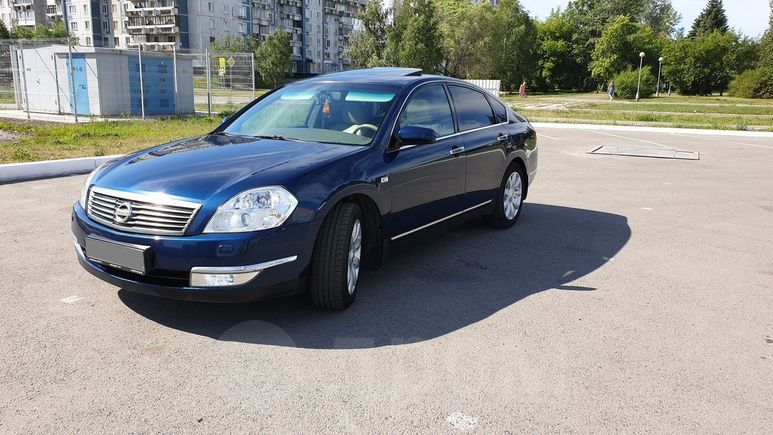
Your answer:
350;124;379;137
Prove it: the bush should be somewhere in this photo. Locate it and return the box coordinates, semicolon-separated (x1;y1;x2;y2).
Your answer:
729;67;773;99
611;66;657;99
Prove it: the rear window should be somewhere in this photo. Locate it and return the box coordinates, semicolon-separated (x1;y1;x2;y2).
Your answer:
488;96;508;124
448;85;496;131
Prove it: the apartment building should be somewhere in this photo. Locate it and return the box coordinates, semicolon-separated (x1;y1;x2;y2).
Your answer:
0;0;49;28
1;0;365;74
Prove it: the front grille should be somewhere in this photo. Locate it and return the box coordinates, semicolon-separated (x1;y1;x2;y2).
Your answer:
87;187;201;236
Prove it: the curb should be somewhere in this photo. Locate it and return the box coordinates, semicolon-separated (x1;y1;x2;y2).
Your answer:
0;155;122;185
531;122;773;138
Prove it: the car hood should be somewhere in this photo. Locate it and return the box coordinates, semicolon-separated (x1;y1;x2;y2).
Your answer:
94;134;363;202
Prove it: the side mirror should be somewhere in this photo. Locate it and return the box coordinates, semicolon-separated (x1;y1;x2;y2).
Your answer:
395;126;437;147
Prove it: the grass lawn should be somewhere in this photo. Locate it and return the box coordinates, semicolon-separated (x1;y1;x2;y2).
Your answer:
501;92;773;131
0;117;220;164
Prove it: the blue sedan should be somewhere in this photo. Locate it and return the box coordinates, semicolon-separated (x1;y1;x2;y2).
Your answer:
72;68;538;309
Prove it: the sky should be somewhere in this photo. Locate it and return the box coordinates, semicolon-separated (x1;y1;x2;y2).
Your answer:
519;0;772;37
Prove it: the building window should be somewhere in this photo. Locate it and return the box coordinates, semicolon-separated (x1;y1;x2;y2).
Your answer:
70;21;78;30
223;5;229;14
68;5;75;15
83;5;88;14
209;19;214;30
114;37;119;45
85;37;91;45
112;4;116;13
113;20;117;29
208;2;213;12
103;21;109;31
84;20;89;29
102;4;107;14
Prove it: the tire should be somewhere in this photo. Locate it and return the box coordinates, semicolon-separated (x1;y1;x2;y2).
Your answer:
309;202;363;310
485;164;526;229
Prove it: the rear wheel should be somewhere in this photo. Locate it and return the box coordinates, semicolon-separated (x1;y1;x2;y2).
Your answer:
310;202;363;310
485;164;525;228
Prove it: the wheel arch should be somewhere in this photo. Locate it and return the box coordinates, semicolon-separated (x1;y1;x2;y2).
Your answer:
314;184;386;268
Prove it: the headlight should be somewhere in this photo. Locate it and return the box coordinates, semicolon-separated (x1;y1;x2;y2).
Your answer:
78;164;105;208
204;186;298;233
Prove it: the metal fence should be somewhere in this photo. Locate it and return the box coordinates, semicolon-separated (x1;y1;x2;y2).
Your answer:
0;38;255;122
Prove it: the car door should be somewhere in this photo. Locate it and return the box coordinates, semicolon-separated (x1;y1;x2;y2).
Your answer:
447;85;507;207
385;83;466;240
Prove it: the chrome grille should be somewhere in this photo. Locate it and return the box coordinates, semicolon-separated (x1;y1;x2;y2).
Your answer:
87;187;201;236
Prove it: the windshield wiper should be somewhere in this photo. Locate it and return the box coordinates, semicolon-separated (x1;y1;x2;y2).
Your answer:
252;134;303;142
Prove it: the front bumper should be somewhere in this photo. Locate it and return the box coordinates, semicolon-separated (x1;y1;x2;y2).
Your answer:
71;203;319;302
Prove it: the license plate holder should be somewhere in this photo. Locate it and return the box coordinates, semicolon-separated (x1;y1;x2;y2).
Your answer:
85;236;150;275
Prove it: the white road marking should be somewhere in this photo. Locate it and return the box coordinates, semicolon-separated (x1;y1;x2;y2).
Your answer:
583;129;674;150
538;133;559;140
446;412;478;431
60;295;82;304
670;132;773;150
641;207;653;211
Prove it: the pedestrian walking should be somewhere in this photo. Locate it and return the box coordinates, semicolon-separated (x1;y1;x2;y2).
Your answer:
608;82;616;101
518;81;527;98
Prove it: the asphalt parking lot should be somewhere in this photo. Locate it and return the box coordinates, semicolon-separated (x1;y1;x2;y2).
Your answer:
1;126;772;432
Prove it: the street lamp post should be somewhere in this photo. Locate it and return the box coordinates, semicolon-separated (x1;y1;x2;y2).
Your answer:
656;57;664;97
636;51;645;102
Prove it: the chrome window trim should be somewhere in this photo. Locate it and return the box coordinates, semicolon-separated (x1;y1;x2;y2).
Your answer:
87;186;202;236
389;80;510;145
391;200;492;241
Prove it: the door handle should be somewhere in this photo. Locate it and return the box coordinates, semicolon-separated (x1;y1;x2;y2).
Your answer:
449;146;465;155
497;134;510;142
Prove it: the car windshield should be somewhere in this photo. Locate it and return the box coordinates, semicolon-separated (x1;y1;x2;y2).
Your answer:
223;83;400;146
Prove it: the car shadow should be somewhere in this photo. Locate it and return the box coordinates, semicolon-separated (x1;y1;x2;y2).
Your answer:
119;203;630;349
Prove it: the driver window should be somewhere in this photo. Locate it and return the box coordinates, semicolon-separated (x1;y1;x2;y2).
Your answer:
398;84;455;137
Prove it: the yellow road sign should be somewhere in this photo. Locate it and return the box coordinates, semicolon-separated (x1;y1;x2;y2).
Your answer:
227;56;236;67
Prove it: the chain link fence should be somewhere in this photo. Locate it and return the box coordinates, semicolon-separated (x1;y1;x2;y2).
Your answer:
0;38;255;122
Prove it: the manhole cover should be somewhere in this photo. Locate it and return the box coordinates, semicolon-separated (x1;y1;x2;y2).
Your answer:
589;145;700;160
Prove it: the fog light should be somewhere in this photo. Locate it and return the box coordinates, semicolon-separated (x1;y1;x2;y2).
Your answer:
190;271;260;287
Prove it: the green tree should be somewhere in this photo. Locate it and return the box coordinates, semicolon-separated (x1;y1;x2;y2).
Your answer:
344;0;389;68
730;34;760;75
662;31;734;95
759;1;773;68
435;0;493;78
688;0;729;37
536;10;589;90
489;0;539;91
643;0;681;36
387;0;443;73
210;34;260;53
0;20;10;39
590;16;665;86
255;30;293;88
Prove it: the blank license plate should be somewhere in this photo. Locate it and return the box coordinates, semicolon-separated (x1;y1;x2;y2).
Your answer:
85;236;149;275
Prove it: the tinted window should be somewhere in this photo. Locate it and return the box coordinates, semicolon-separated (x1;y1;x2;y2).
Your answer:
488;96;508;123
398;84;455;137
225;84;398;145
449;85;495;131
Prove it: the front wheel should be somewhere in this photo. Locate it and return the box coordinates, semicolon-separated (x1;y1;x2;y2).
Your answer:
309;202;363;310
485;164;526;228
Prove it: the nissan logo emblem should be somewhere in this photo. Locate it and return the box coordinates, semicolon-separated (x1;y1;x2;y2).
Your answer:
114;202;133;223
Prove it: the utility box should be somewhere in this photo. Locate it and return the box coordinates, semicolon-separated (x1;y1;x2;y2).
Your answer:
11;44;194;116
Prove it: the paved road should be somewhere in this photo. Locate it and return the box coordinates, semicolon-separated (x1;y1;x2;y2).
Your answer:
1;127;772;432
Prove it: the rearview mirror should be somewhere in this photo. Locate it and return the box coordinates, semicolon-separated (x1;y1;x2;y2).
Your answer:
395;126;437;146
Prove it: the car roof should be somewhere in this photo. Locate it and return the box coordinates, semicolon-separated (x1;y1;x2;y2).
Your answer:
295;68;440;86
290;68;501;101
